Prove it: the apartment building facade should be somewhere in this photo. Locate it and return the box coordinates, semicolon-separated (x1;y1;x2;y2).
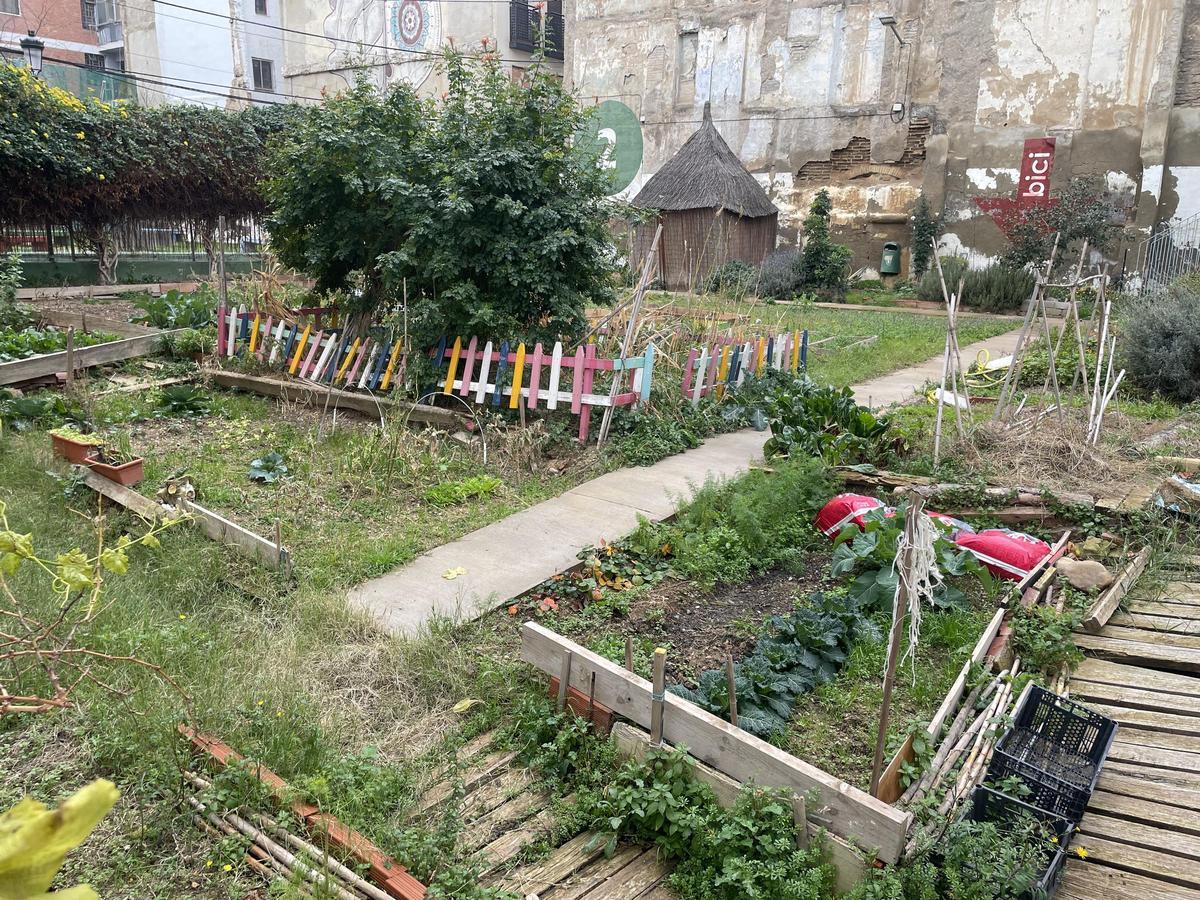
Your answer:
1;0;131;99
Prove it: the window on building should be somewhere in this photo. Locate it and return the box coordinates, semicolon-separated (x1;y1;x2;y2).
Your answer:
254;0;266;14
1;0;21;14
251;57;274;92
81;0;97;29
84;52;105;69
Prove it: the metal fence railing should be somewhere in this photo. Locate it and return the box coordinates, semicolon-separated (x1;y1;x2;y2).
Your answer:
0;217;268;261
1132;210;1200;296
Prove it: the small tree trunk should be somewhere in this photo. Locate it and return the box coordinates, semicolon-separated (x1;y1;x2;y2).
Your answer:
201;221;217;276
84;224;120;285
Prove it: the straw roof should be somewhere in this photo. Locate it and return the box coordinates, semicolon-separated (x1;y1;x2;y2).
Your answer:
633;102;777;219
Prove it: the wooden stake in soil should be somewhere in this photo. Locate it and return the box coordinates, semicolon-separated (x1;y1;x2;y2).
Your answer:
725;653;738;728
64;326;76;386
870;494;926;797
650;647;667;746
556;650;573;712
624;635;633;672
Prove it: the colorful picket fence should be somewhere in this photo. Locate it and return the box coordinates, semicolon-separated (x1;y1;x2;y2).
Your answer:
682;330;808;405
435;336;655;443
217;304;409;392
215;305;655;443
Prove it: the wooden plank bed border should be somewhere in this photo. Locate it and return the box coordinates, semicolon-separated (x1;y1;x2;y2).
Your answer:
205;370;459;427
0;330;180;386
520;622;910;863
1082;547;1153;633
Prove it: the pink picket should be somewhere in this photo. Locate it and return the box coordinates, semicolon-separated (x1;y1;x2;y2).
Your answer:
527;342;544;410
459;336;478;397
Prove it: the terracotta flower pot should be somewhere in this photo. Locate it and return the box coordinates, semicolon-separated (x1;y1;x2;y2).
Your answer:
85;456;145;487
50;433;102;465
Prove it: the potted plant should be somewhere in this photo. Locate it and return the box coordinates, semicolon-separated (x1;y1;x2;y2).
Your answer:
48;426;105;464
174;327;216;363
83;436;144;486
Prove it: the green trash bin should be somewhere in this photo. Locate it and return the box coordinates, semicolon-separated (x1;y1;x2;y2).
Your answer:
880;241;902;275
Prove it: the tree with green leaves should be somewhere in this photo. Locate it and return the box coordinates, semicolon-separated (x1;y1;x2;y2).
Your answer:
910;195;939;278
266;52;619;347
997;177;1119;271
799;189;851;295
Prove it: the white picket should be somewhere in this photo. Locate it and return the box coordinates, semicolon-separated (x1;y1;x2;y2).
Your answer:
691;348;708;407
737;341;752;385
268;320;286;364
547;342;563;410
313;335;337;382
475;341;494;404
358;344;379;389
225;306;238;357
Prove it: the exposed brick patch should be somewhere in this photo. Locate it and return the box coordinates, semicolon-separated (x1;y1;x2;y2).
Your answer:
796;118;930;182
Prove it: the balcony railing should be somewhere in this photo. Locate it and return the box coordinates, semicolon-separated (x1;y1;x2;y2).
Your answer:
509;0;564;61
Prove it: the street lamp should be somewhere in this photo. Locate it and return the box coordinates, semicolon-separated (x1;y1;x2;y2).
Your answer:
20;31;45;75
878;15;905;45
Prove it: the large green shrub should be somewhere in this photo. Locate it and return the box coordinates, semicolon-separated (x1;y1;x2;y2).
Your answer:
799;190;852;295
267;54;618;346
910;196;939;279
1122;285;1200;402
705;260;757;296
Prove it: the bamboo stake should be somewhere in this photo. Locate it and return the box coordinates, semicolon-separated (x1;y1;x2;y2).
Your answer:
871;495;924;796
597;224;663;446
898;680;985;807
185;794;364;900
994;234;1060;421
931;249;955;465
253;811;392;900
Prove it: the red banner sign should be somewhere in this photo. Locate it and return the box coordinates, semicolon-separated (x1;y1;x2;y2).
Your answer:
1017;137;1056;206
974;136;1057;226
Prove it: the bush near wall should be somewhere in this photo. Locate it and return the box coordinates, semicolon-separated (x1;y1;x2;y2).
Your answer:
1122;279;1200;402
917;259;1034;312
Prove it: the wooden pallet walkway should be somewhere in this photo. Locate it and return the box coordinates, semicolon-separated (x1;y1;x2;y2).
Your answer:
407;730;673;898
1060;557;1200;899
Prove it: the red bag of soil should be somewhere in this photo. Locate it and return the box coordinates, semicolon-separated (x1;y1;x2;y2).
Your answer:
955;528;1050;580
815;494;885;539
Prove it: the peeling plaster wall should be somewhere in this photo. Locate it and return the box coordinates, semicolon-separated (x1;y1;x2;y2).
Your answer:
570;0;1195;270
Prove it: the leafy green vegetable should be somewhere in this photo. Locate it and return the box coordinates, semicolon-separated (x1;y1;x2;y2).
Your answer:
130;288;215;329
671;592;874;739
760;372;900;464
248;451;288;483
0;326;118;363
156;385;211;417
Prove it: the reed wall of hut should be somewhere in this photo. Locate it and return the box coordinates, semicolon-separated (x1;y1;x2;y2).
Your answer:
635;208;778;291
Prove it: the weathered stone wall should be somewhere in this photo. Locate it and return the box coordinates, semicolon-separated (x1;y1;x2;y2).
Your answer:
568;0;1195;271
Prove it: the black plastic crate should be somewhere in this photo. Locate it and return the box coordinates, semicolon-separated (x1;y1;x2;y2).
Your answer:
987;685;1117;822
958;785;1075;899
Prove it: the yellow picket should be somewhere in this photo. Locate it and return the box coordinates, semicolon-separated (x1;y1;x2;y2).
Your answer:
509;342;527;409
791;330;800;371
715;345;731;399
381;339;404;390
336;337;360;382
289;325;311;374
756;337;766;375
248;313;261;353
442;336;463;395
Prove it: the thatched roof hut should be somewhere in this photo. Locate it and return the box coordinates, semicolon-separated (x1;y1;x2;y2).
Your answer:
632;102;778;291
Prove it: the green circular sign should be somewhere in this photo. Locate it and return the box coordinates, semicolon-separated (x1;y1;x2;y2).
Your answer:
577;100;643;195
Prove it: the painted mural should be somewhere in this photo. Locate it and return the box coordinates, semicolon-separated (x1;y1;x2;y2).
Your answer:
322;0;441;88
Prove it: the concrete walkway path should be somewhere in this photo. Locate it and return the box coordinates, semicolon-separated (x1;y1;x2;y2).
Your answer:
348;326;1024;636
